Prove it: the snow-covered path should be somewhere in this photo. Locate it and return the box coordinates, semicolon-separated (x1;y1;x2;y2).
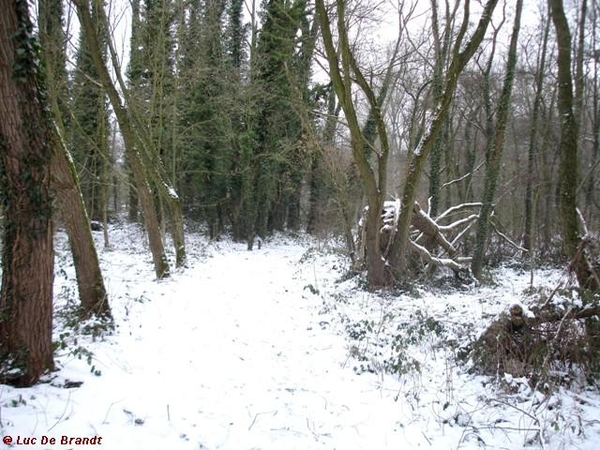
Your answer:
43;240;406;449
5;234;600;450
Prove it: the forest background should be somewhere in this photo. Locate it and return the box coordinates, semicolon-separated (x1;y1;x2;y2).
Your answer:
52;0;600;281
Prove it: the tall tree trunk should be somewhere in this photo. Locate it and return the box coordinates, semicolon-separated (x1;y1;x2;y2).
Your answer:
72;0;170;278
0;0;55;386
39;0;111;320
389;0;499;275
143;159;186;267
461;108;479;204
316;0;398;286
573;0;587;132
286;0;318;232
69;2;108;224
427;0;453;218
471;0;523;279
124;0;186;266
548;0;580;259
585;12;599;227
539;98;557;256
51;146;112;319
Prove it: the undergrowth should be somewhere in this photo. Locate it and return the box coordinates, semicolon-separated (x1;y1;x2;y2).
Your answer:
53;285;113;380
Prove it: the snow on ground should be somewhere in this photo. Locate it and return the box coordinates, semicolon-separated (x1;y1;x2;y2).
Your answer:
1;225;600;450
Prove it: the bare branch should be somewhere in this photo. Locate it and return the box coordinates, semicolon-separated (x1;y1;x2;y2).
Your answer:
409;241;463;271
437;202;483;221
489;219;528;252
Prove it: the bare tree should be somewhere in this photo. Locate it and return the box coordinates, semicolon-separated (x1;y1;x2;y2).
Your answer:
523;8;551;253
39;0;111;319
428;0;458;217
72;0;171;278
388;0;500;276
315;0;401;286
471;0;524;278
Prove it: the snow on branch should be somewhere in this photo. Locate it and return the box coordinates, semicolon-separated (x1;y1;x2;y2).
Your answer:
436;202;483;222
358;199;483;274
409;240;463;271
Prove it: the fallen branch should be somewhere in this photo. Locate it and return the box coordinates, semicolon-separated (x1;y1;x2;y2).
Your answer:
412;202;457;258
409;240;463;272
439;214;479;231
471;301;600;377
489;218;528;252
508;303;600;330
358;199;482;275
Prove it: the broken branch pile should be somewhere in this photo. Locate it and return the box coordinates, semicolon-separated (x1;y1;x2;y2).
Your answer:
357;200;481;273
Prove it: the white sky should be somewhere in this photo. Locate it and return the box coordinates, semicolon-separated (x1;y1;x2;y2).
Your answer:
60;0;550;83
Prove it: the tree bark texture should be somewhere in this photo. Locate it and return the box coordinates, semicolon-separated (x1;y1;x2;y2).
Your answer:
51;145;112;318
0;0;55;386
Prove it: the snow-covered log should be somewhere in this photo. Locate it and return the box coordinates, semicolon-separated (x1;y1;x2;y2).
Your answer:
357;199;482;274
409;241;462;271
412;202;457;258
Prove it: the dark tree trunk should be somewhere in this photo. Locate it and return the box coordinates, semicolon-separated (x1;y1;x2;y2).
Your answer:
51;147;111;319
0;0;55;386
548;0;580;259
427;0;449;218
471;0;523;279
127;171;139;222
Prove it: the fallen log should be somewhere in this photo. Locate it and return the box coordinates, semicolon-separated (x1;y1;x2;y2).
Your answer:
412;202;457;258
357;200;480;273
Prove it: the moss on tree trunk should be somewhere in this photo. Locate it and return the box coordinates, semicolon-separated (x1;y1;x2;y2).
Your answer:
0;0;55;386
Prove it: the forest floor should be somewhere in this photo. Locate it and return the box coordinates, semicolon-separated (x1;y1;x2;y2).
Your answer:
1;224;600;449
